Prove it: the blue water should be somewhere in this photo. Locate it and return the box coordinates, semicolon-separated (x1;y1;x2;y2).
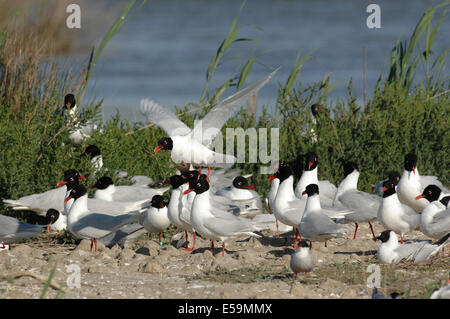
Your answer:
77;0;449;123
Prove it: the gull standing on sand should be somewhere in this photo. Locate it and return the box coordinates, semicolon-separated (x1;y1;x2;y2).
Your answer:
140;195;171;245
298;184;349;248
333;162;381;240
377;179;421;243
65;184;141;252
166;174;197;250
140;69;278;169
185;177;262;256
290;240;314;280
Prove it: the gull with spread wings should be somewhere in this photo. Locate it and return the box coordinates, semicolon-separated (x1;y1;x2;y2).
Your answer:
140;69;278;169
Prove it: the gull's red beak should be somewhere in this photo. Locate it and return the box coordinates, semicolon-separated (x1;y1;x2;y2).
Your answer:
302;190;307;196
79;175;86;181
183;189;194;195
308;161;313;170
66;102;71;108
90;185;95;189
381;186;388;192
64;196;72;203
57;180;67;187
413;167;416;175
245;185;255;190
415;194;425;200
154;145;163;154
268;175;276;182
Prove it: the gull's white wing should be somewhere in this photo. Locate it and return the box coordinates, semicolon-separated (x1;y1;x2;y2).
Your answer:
191;68;279;147
140;99;192;137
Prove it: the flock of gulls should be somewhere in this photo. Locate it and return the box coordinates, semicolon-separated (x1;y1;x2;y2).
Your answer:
1;69;449;298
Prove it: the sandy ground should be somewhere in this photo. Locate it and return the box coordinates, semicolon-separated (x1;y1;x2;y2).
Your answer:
0;220;448;299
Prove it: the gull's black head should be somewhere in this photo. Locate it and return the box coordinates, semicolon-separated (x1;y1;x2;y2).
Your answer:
81;145;101;159
92;176;114;190
151;195;166;209
404;152;418;172
58;169;84;190
45;209;60;224
375;230;392;243
418;185;441;202
233;176;254;190
381;179;396;198
277;164;293;183
304;151;318;171
388;171;401;185
302;184;319;197
190;177;210;195
64;94;76;109
68;184;87;201
155;137;173;153
168;175;187;189
181;170;200;183
343;161;358;178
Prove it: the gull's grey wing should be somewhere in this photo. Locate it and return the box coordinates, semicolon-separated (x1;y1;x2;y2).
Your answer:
337;190;380;221
3;187;66;215
191;68;279;147
202;215;256;237
425;209;450;236
299;211;347;239
0;215;45;241
140;99;192;137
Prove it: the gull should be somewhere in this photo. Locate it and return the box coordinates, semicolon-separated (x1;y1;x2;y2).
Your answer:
271;165;349;248
415;185;450;240
266;169;294;237
377;179;421;243
294;151;337;208
0;214;50;247
333;162;381;240
290;240;314;280
139;195;171;245
62;94;98;145
215;176;263;218
185;177;262;256
65;184;141;252
140;69;278;169
3;169;86;216
298;184;349;248
375;230;450;264
397;152;448;213
166;174;196;251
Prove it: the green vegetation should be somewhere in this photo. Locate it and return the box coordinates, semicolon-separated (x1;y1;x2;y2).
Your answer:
0;1;448;226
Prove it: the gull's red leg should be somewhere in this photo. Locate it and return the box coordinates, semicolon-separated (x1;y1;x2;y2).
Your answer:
222;242;225;256
400;235;404;244
353;222;359;240
185;231;196;251
94;238;97;252
368;222;376;241
90;239;93;252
